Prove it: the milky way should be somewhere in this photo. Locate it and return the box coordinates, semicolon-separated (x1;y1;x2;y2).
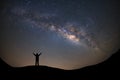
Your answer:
0;0;120;70
10;6;98;49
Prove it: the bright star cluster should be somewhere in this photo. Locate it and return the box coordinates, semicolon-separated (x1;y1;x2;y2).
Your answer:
10;6;99;48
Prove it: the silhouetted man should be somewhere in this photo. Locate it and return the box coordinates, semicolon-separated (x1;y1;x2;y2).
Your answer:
33;52;42;66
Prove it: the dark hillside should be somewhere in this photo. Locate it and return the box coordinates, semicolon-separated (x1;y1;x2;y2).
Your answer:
0;49;119;80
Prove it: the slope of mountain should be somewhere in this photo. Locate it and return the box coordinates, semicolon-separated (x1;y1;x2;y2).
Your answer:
0;49;120;80
0;58;12;71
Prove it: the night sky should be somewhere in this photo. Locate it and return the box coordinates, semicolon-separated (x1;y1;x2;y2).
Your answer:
0;0;120;70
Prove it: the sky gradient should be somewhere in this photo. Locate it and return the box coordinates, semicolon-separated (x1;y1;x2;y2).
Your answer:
0;0;120;70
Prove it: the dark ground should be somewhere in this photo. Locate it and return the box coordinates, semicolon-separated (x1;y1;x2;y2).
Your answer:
0;49;120;80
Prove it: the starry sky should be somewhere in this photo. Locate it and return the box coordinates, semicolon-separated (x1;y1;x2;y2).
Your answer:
0;0;120;70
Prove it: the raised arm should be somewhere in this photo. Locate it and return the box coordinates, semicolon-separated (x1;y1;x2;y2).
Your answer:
33;52;36;56
38;53;42;56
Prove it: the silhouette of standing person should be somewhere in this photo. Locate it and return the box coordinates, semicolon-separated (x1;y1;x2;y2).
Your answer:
33;52;42;66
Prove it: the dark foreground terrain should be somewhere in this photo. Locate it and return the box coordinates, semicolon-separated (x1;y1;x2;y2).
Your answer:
0;49;120;80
